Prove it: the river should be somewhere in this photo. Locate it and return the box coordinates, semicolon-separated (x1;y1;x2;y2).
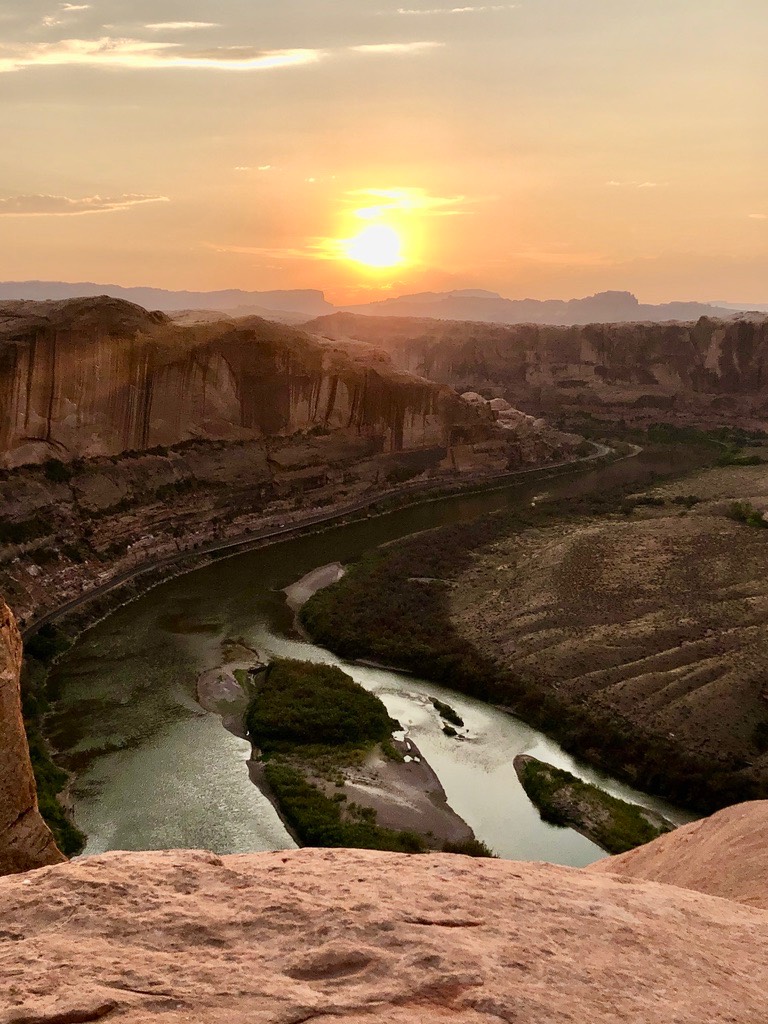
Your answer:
47;449;699;867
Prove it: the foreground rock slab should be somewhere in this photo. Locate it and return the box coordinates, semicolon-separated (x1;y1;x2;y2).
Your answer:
1;845;767;1023
590;799;768;910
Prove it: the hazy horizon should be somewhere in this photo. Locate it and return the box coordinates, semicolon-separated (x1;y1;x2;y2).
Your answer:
1;1;765;304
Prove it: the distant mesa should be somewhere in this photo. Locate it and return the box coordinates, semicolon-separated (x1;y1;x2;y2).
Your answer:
0;280;333;318
0;281;752;327
339;288;738;326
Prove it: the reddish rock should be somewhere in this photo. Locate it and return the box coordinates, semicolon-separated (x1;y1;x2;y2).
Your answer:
0;599;64;875
589;799;768;910
0;843;767;1023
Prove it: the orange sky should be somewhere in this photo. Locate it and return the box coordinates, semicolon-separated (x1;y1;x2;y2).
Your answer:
0;1;765;303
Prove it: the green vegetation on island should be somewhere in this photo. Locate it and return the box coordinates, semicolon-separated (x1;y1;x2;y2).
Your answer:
431;698;464;728
245;658;429;853
514;755;674;854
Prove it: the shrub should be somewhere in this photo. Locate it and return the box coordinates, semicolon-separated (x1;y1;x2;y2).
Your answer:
247;659;394;751
43;459;73;483
264;760;426;853
442;838;497;858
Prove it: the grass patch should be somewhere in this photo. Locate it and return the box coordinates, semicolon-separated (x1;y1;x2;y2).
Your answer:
264;760;425;853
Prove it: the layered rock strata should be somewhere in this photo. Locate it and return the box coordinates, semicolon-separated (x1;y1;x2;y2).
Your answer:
0;599;64;874
0;299;579;626
308;312;768;428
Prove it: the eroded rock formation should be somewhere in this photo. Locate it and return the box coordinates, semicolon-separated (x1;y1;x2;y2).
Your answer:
590;799;768;910
0;298;490;467
308;312;768;428
0;599;63;874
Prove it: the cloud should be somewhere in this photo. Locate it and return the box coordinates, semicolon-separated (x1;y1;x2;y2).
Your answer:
395;5;516;12
0;36;444;73
606;180;668;189
350;41;443;54
346;187;474;217
0;38;326;73
748;213;766;220
144;23;220;32
41;3;91;28
0;194;169;216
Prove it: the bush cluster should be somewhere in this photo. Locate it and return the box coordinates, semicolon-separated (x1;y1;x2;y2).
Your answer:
246;659;395;752
516;758;671;854
264;760;426;853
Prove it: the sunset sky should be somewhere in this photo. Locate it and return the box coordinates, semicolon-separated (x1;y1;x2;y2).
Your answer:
0;0;765;303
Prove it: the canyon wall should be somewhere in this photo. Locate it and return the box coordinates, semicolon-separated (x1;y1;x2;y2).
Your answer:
0;299;580;626
0;298;492;468
308;312;768;428
0;599;64;874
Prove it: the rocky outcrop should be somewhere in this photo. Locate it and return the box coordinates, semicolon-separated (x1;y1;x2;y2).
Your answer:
340;288;735;325
590;800;768;910
308;312;768;428
1;837;767;1023
0;298;492;467
0;599;64;875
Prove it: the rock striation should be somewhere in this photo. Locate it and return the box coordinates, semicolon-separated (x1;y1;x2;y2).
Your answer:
0;298;489;467
308;312;768;428
1;838;767;1023
0;599;64;874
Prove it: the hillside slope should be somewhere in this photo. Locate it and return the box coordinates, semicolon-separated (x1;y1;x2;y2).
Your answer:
590;799;768;910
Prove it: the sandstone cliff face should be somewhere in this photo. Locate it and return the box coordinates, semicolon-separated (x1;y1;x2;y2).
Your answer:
0;298;491;468
1;839;767;1023
309;312;768;427
0;599;64;875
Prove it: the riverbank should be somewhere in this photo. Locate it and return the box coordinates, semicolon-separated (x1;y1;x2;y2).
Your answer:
28;438;704;859
15;441;614;646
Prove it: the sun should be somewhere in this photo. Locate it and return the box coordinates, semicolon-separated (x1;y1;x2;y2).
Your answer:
342;224;404;269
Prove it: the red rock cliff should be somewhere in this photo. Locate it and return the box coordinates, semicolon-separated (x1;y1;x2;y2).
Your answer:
0;298;492;468
308;312;768;427
0;599;64;874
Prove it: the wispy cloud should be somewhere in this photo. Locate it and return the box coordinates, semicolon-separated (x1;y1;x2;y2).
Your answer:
346;187;475;217
606;180;668;189
144;23;220;32
0;39;325;73
0;37;445;73
395;5;517;13
350;41;443;55
0;194;169;216
748;213;767;220
41;2;91;28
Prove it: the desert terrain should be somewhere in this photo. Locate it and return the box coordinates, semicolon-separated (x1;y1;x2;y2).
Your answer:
450;461;768;788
